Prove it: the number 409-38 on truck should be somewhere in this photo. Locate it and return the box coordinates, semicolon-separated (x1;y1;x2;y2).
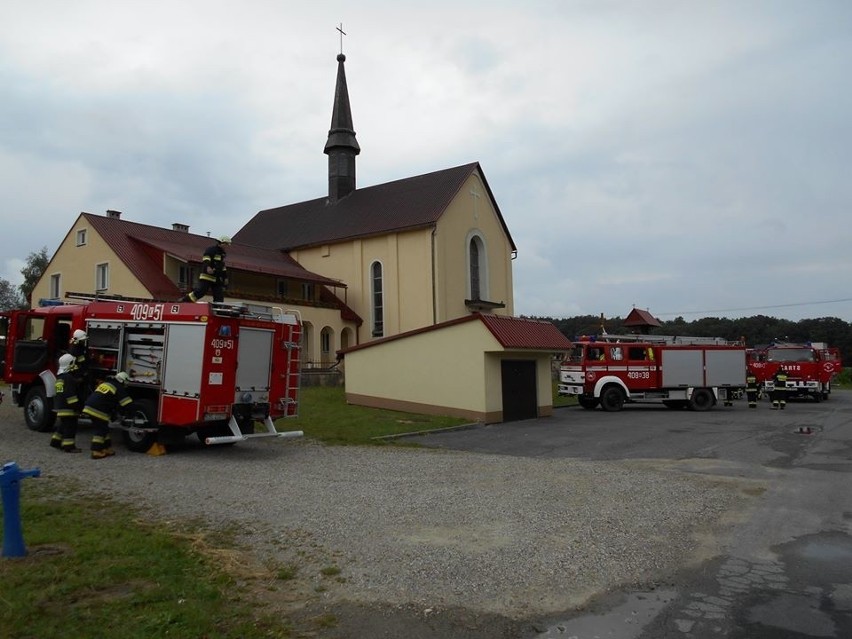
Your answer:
558;334;746;411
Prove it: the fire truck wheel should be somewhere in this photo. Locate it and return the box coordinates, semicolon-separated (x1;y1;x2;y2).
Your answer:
578;396;599;410
600;386;625;412
122;398;159;453
688;388;715;412
812;392;822;403
24;386;56;432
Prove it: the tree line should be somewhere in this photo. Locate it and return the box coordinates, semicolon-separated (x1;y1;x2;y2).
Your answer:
0;247;49;310
530;313;852;363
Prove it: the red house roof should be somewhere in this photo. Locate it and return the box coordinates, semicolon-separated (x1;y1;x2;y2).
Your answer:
81;213;343;299
623;308;662;328
340;313;571;355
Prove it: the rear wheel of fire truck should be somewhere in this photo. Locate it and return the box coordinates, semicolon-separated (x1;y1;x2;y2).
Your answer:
24;386;55;432
123;398;159;453
688;388;714;412
599;386;625;412
578;396;599;410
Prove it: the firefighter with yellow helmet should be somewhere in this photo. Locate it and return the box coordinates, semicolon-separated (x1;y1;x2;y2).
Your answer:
180;236;231;303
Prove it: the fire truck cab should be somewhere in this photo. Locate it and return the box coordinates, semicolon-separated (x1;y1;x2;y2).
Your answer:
558;335;746;411
747;342;842;402
1;294;302;451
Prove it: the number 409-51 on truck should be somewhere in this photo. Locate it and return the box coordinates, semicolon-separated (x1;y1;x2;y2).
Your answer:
1;293;303;452
558;334;747;411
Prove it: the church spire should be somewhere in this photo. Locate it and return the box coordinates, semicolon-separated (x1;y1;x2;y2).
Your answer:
324;52;360;201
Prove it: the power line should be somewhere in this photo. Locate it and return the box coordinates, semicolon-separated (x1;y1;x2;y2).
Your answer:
656;297;852;318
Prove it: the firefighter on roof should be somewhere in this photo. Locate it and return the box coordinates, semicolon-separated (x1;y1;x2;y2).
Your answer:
181;235;231;303
49;353;84;452
771;366;788;410
82;372;134;459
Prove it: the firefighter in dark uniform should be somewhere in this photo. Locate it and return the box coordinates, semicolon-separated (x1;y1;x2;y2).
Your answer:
181;236;231;303
69;329;89;373
745;372;759;408
69;328;90;398
771;366;788;410
49;353;83;452
82;371;133;459
50;353;82;453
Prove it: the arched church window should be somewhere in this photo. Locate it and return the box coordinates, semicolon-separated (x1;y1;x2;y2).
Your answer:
468;234;488;301
371;261;384;338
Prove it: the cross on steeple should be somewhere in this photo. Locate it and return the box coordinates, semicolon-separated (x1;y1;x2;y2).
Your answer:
337;23;346;55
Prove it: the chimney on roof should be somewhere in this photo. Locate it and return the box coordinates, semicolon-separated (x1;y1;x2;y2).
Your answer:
172;222;189;233
324;53;360;202
106;209;122;219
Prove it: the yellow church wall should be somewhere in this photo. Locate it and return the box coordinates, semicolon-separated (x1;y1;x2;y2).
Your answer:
292;227;436;342
31;216;150;304
433;172;515;322
344;320;495;415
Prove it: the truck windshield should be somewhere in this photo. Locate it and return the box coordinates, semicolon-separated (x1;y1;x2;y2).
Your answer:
566;345;585;363
767;348;814;363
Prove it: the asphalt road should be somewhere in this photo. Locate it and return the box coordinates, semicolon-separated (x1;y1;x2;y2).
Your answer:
408;391;852;638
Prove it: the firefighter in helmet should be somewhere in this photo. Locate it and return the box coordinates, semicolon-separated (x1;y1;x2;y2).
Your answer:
771;365;788;410
745;371;759;409
69;329;89;372
181;235;231;303
82;371;134;459
49;353;84;452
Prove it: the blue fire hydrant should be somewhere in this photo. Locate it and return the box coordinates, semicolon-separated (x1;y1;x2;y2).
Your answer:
1;461;41;558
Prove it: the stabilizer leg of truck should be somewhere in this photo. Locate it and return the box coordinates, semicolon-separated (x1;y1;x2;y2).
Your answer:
203;415;304;445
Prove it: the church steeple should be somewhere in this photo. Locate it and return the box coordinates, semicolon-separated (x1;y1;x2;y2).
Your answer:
324;53;360;201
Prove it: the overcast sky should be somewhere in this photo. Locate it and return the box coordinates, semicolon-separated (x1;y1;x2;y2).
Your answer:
2;1;851;322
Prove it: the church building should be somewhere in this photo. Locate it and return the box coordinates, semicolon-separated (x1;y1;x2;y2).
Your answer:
29;49;571;421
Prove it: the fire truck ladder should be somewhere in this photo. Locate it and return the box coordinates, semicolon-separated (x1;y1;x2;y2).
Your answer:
595;334;742;346
65;292;297;324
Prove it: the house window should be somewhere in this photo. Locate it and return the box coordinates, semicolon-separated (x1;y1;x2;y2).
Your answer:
179;265;196;290
468;234;488;300
95;263;109;291
277;280;288;298
50;274;60;299
320;327;333;364
371;261;383;338
76;229;87;246
302;283;315;301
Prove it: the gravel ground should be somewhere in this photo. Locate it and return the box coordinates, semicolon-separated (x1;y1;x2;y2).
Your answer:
0;394;753;636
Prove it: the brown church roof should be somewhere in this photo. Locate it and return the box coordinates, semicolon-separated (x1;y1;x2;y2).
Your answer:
234;162;517;252
82;213;341;299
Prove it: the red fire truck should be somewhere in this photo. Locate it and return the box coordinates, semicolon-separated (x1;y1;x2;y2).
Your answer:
1;293;302;451
558;334;747;411
747;342;842;402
